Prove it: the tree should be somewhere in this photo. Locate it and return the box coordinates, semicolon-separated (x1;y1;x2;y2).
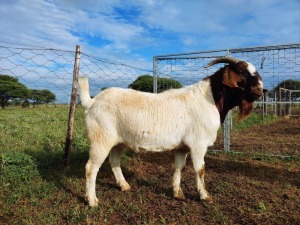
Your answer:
0;75;30;109
128;75;182;93
0;75;56;109
30;89;56;106
274;79;300;91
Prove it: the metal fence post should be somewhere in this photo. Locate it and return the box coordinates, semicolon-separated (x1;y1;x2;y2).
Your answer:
64;45;81;166
224;49;232;153
153;56;158;93
224;110;231;153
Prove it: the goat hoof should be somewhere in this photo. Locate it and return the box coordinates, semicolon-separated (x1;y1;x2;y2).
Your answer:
201;195;213;203
120;182;131;192
86;196;99;207
174;188;185;200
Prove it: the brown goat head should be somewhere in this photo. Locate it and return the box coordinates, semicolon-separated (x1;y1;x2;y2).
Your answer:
207;57;267;121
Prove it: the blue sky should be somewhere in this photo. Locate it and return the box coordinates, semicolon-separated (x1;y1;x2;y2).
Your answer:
0;0;299;68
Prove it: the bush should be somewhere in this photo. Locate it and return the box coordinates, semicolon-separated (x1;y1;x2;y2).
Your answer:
128;75;182;93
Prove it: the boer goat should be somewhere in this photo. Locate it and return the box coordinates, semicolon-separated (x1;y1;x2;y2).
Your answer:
79;57;265;207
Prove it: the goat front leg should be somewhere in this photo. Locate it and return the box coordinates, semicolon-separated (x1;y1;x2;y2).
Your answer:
190;148;213;203
109;147;131;191
173;150;188;199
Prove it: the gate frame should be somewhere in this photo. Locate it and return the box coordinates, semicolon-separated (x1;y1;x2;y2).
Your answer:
153;43;300;152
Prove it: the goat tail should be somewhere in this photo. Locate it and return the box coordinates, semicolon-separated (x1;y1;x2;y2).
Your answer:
78;76;92;109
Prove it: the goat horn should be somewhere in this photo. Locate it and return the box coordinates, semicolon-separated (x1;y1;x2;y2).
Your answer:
205;57;240;68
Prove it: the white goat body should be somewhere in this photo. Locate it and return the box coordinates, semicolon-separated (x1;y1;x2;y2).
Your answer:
80;79;220;153
79;58;264;207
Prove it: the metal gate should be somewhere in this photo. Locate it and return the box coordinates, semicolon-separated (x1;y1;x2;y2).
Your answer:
153;43;300;156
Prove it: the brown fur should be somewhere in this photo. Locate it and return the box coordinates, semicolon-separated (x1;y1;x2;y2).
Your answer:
198;166;206;188
238;100;254;121
208;62;263;123
222;67;242;88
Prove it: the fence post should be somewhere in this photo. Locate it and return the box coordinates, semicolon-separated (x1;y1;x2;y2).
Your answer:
153;56;158;93
278;88;282;116
64;45;81;166
224;49;231;153
288;90;292;116
224;110;231;153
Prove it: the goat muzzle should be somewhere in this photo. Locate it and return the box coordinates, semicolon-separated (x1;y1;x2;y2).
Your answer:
248;87;264;100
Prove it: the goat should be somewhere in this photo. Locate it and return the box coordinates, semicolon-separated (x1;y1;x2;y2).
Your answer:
78;57;265;207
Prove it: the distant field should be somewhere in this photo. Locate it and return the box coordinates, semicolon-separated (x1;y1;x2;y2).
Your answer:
0;105;87;155
0;107;299;224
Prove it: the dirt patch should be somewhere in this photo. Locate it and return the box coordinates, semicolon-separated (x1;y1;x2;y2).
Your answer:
93;151;300;225
214;117;300;157
94;118;300;224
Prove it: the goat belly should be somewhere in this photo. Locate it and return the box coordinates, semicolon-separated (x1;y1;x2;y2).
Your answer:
121;130;184;153
134;144;180;153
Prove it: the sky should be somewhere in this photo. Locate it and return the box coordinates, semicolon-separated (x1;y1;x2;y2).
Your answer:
0;0;299;103
0;0;299;67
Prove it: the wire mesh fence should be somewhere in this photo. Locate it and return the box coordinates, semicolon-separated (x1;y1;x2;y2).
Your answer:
0;44;75;105
0;43;152;163
0;43;152;106
80;53;152;98
1;42;300;159
154;43;300;157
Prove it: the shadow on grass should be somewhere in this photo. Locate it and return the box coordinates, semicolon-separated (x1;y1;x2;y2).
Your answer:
29;146;300;209
32;149;136;205
28;149;89;205
206;156;300;188
137;151;299;186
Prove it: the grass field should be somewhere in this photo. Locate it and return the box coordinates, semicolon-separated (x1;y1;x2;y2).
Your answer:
1;106;299;224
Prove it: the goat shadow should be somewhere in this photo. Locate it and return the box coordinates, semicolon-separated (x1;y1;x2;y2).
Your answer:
206;155;300;188
138;151;300;188
36;150;136;205
36;149;300;205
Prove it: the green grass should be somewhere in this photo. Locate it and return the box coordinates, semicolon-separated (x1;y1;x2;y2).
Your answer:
0;106;90;224
231;111;278;131
0;106;87;152
0;106;299;224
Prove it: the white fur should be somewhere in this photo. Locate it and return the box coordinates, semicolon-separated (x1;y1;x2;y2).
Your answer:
246;62;257;76
258;80;263;89
79;76;221;206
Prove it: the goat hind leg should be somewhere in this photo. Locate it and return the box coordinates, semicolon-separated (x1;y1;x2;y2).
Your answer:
109;146;131;191
173;150;188;199
85;144;110;207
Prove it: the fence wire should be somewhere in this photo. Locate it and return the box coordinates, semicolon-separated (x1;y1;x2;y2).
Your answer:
0;43;152;163
79;53;152;98
1;42;300;158
0;43;151;104
154;44;300;157
0;44;75;104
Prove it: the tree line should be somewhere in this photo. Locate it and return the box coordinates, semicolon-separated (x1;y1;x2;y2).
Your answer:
130;75;300;97
0;75;56;109
1;73;299;109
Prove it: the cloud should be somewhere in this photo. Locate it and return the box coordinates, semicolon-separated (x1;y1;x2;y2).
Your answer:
0;0;299;103
0;0;80;49
0;0;299;61
130;0;300;50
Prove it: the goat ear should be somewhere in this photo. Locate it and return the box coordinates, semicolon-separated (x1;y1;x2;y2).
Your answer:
222;67;242;89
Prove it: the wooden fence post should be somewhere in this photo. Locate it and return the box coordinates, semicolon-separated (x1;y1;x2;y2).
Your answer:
64;45;81;166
